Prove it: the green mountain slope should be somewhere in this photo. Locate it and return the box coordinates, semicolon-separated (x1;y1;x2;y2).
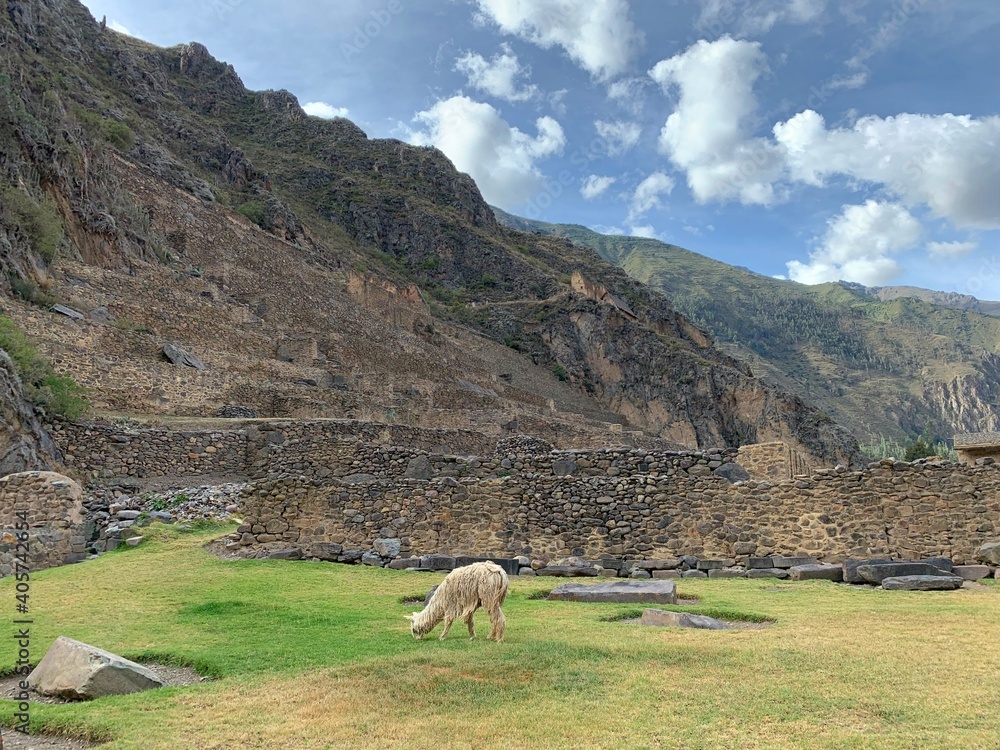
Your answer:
493;209;1000;443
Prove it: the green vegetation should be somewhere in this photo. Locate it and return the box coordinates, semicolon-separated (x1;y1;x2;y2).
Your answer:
0;525;998;749
552;363;568;381
235;200;270;229
0;187;64;264
0;316;88;419
71;105;135;151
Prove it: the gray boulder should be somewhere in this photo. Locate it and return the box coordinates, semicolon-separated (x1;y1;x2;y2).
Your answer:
361;551;384;566
548;580;677;604
843;558;894;584
28;637;165;700
374;538;401;558
881;575;964;591
640;609;730;630
404;455;433;480
309;542;342;561
977;542;1000;565
552;459;579;477
713;462;750;483
162;344;206;370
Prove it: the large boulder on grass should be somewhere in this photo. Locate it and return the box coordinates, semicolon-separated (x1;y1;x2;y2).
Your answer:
28;636;165;700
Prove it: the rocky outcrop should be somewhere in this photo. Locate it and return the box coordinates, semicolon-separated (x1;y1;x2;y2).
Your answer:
0;351;60;474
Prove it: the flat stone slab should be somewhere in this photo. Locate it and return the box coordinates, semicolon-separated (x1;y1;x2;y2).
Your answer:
746;557;775;569
640;609;730;630
881;575;964;591
420;555;456;571
953;565;992;581
708;568;746;578
771;556;818;569
843;558;893;584
548;580;677;604
632;558;682;571
746;568;789;579
857;562;955;584
788;563;843;582
28;637;165;700
696;560;725;571
537;565;599;577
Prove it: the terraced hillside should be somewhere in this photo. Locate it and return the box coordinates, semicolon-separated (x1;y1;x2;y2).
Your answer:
0;0;860;464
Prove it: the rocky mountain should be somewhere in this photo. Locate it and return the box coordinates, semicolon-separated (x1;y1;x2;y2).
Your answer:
0;0;860;465
858;284;1000;317
493;210;1000;444
0;349;62;474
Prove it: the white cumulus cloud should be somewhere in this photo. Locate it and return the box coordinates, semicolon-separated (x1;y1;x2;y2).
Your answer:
927;240;977;258
786;200;923;286
454;44;539;102
303;102;350;119
595;120;641;155
650;36;785;207
774;110;1000;230
628;171;675;222
581;175;616;200
406;95;565;211
471;0;643;81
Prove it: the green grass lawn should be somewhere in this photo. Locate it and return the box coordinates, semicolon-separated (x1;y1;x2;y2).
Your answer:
1;524;998;749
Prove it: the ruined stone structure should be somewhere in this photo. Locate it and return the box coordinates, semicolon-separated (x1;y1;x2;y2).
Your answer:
954;432;1000;465
237;459;999;566
0;472;87;577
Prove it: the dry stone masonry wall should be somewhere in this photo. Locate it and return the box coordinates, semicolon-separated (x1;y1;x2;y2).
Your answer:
0;472;87;576
237;459;1000;566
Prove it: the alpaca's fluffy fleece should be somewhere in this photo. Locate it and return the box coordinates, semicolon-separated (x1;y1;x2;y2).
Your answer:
406;562;509;642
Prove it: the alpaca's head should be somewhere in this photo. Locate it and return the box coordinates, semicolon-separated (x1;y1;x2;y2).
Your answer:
403;613;428;639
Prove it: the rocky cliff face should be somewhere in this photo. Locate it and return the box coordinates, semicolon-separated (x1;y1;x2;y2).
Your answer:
0;0;862;465
0;350;60;475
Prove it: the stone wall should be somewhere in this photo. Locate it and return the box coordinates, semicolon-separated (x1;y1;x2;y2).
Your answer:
237;459;1000;566
736;442;814;480
0;472;87;577
49;419;744;484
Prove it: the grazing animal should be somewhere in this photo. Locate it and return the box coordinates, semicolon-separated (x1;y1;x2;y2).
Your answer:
404;561;509;642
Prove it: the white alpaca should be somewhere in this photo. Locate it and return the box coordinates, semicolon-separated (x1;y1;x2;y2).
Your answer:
404;562;509;642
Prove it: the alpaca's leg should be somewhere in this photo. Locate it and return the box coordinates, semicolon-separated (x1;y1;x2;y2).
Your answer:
488;607;506;642
465;611;476;639
439;615;454;640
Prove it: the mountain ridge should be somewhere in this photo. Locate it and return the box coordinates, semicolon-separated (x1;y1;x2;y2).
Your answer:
492;207;1000;444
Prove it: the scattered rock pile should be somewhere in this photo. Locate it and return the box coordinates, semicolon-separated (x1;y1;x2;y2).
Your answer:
84;482;245;553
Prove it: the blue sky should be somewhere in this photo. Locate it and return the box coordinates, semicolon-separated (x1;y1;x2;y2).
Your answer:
82;0;1000;297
